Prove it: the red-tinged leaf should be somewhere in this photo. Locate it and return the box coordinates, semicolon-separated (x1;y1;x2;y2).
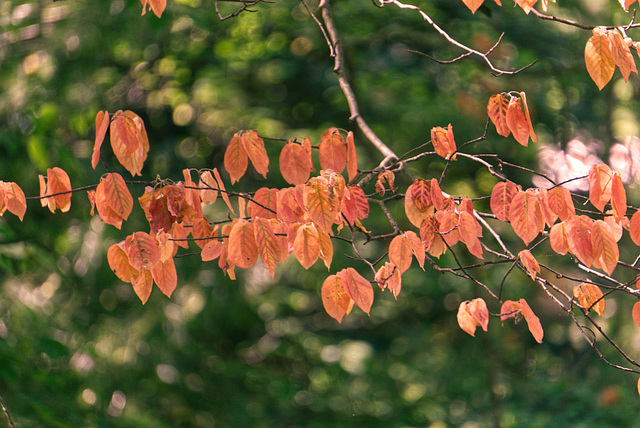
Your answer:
277;186;305;223
506;97;532;147
182;169;203;220
198;170;219;205
253;217;281;277
611;172;627;222
488;93;510;137
319;127;347;174
537;188;557;228
633;302;640;328
375;171;396;197
405;179;434;228
41;167;72;213
491;181;518;222
107;242;139;283
0;182;26;221
519;92;537;144
519;249;540;280
609;29;637;82
461;0;484;13
430;178;445;211
389;234;414;274
110;111;149;177
591;220;619;275
420;216;447;258
549;221;570;255
566;215;595;267
457;298;489;337
228;220;258;269
212;167;234;215
131;269;153;304
630;210;640;245
140;0;166;17
241;130;269;179
272;220;291;262
126;231;161;271
317;229;333;270
500;300;521;321
293;223;321;269
546;186;575;221
170;222;190;249
201;238;224;262
224;133;248;184
139;187;176;235
87;190;96;215
509;189;544;245
338;267;374;315
95;173;133;229
573;283;605;316
438;211;461;247
585;31;615;90
152;258;177;298
589;163;613;212
247;188;278;220
375;262;402;298
304;177;339;233
518;298;544;343
431;124;457;160
341;185;369;225
458;211;483;258
92;110;109;169
604;213;624;242
321;275;351;323
405;230;425;269
280;139;312;185
346;131;358;182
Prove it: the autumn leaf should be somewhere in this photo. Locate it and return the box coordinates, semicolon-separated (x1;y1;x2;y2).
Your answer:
608;29;637;82
490;181;518;222
131;269;153;304
247;187;278;220
566;215;595;267
487;93;510;137
458;211;483;259
277;186;305;224
420;216;447;258
92;110;109;169
549;221;570;255
509;189;544;245
629;209;640;245
405;179;434;227
304;176;339;233
438;211;461;247
619;0;637;12
341;185;369;225
241;130;269;180
375;262;402;298
589;163;613;212
318;228;333;269
515;0;538;14
224;133;248;184
94;173;133;229
461;0;484;14
337;267;374;315
228;220;259;269
545;186;575;222
591;220;619;275
457;298;489;337
611;172;627;222
140;0;167;17
506;96;535;147
198;170;219;205
280;139;312;185
293;223;321;269
573;283;605;316
375;171;396;197
152;258;177;298
346;131;358;182
321;275;352;323
500;299;543;343
389;233;414;274
0;182;27;221
633;302;640;328
253;217;281;277
519;249;540;280
39;167;72;213
107;242;139;283
110;111;149;177
585;29;615;90
431;124;457;160
212;167;235;215
319;127;347;174
126;231;161;271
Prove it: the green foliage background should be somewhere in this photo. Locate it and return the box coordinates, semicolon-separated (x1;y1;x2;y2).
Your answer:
1;0;640;426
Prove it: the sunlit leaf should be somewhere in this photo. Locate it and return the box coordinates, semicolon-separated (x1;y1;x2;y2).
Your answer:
591;220;619;275
0;182;26;221
461;0;484;14
253;217;281;277
585;30;615;90
241;130;269;180
549;221;570;255
611;172;627;222
92;110;109;169
140;0;166;17
224;133;248;184
131;269;153;304
506;96;533;146
457;298;489;337
152;258;177;298
40;167;72;213
247;187;278;220
228;220;259;269
126;231;161;271
546;186;575;221
509;189;544;245
107;241;138;283
573;283;605;316
213;167;235;215
566;215;595;267
198;170;219;205
304;176;339;233
337;267;373;315
487;93;510;137
94;173;133;229
589;163;613;212
608;29;637;82
321;275;352;323
293;223;321;269
110;111;149;177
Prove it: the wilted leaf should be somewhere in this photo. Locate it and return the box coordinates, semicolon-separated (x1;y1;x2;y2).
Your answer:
375;262;401;298
573;283;605;316
405;179;434;227
431;124;457;160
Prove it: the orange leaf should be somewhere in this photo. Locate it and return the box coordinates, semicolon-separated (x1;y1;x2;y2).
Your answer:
152;258;177;298
591;220;619;275
438;211;461;247
546;186;575;221
389;233;414;274
247;187;278;220
0;182;27;221
375;262;402;298
201;237;224;262
620;0;637;11
279;139;312;185
518;298;544;343
549;221;570;255
487;93;510;137
321;275;352;323
140;0;166;17
341;185;369;225
337;267;373;315
375;171;396;197
431;124;457;160
566;215;595;267
629;209;640;245
457;298;489;337
519;249;540;280
277;186;305;224
611;172;627;222
608;29;637;82
589;163;613;212
126;231;161;271
519;92;537;144
515;0;537;14
198;170;219;205
506;96;533;146
346;131;358;182
92;110;109;169
490;181;518;222
420;216;446;258
241;130;269;179
110;111;149;177
293;223;321;269
633;302;640;328
405;179;435;227
585;30;615;90
319;127;347;174
212;167;235;215
317;229;333;270
94;173;133;229
461;0;484;13
458;211;483;259
224;133;248;184
107;241;139;283
228;220;258;269
253;217;281;277
182;169;203;220
573;283;605;316
304;176;339;233
537;188;557;228
509;189;544;245
40;167;72;213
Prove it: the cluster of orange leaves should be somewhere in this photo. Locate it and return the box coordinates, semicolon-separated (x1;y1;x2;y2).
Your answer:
585;27;639;90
